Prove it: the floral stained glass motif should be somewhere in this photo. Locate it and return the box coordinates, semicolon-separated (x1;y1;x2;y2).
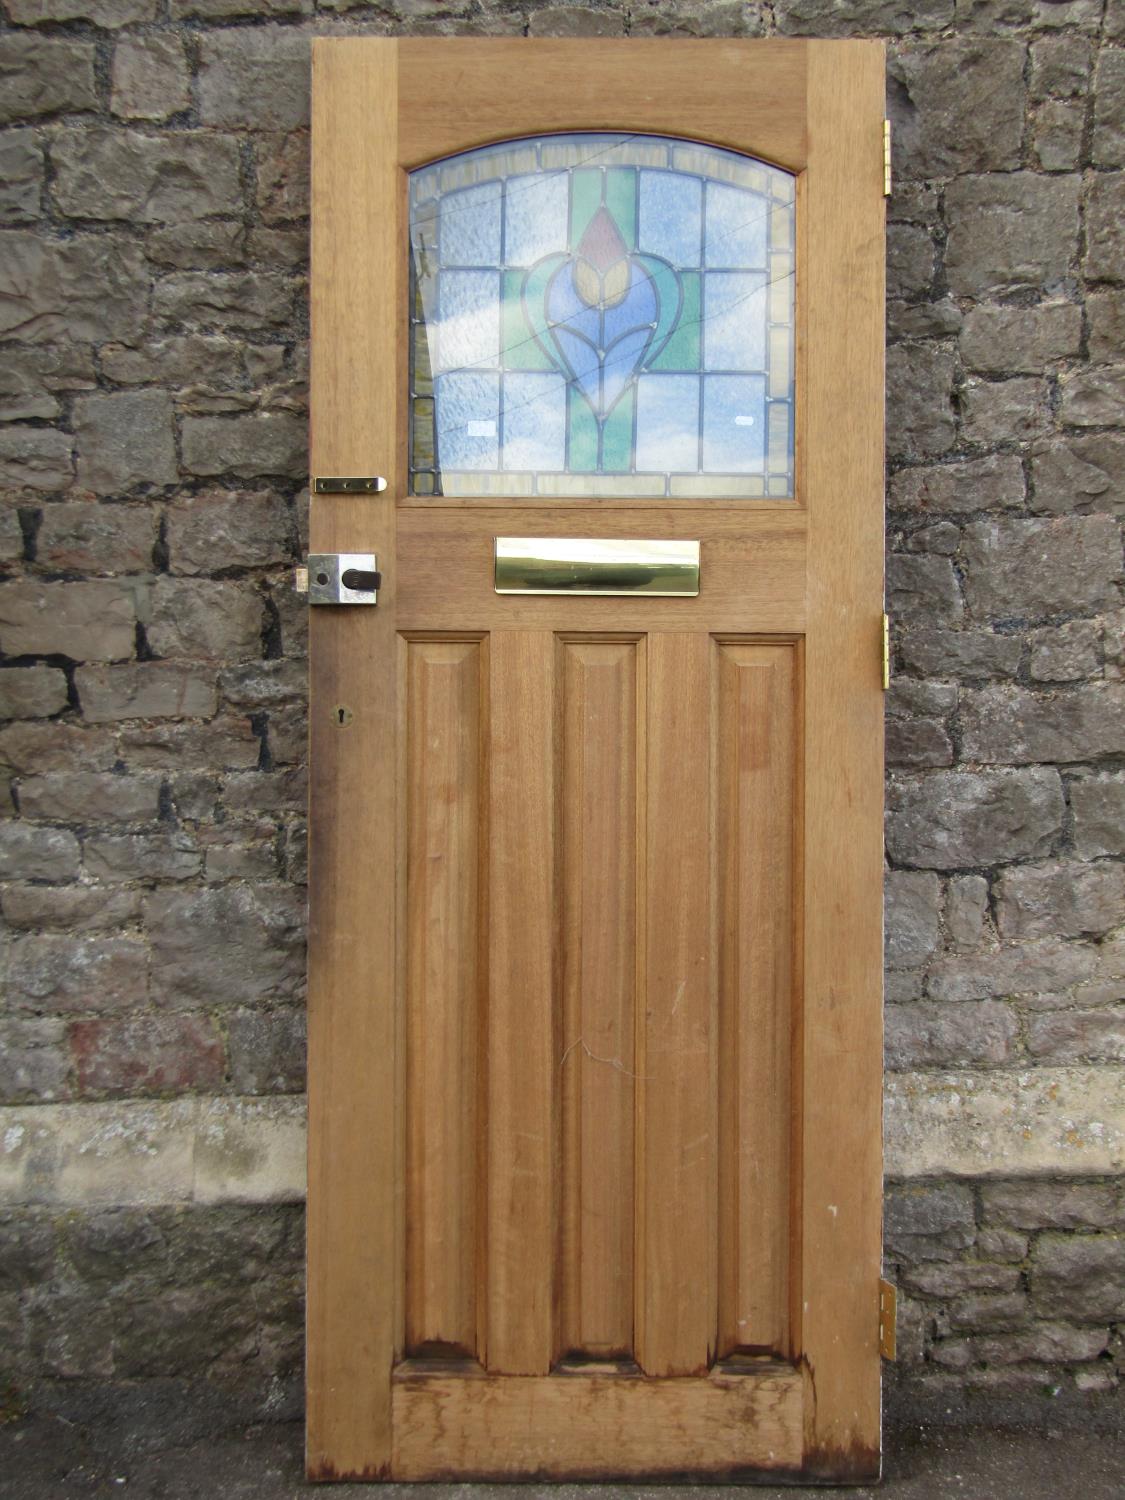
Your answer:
409;135;795;498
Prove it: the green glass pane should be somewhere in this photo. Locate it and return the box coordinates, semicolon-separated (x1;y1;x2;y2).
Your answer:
601;386;635;471
605;167;637;250
650;270;700;372
569;167;602;245
502;269;552;371
567;386;598;472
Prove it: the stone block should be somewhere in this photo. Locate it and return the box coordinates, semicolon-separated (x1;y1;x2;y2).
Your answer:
886;342;956;460
885;869;942;969
147;579;264;661
1084;174;1124;282
35;502;157;574
1059;367;1125;427
0;35;98;123
983;1180;1121;1231
961;377;1049;448
204;836;278;881
886;716;954;768
899;629;1022;681
947;1292;1029;1332
1028;1010;1125;1063
51;1099;197;1207
17;771;161;824
1029;34;1092;97
71;1014;225;1098
887;223;935;302
976;1228;1029;1262
255;131;309;224
886;1000;1017;1069
1;884;142;932
961;516;1120;620
84;831;202;883
629;0;760;35
945;174;1080;297
101;335;245;389
974;1323;1110;1365
528;4;626;35
219;657;305;711
1030;434;1124;514
1028;620;1100;682
111;36;192;122
52;129;241;224
886;553;963;627
180;413;305;479
226;1006;307;1094
0;426;73;491
996;860;1124;941
167;490;293;574
0;1018;69;1105
1032;1234;1125;1319
960;684;1125;766
7;0;156;20
154;271;294;331
886;767;1064;870
145;222;247;271
1071;773;1125;857
1087;288;1125;364
885;1182;976;1255
76;663;218;723
146;885;305;1009
2;934;148;1015
118;717;260;772
927;938;1098;1003
960;302;1082;375
74;391;178;494
0;345;93;422
193;1096;306;1206
0;580;136;660
198;26;310;131
888;300;962;341
0;723;117;780
0;232;148;344
0;665;67;719
1093;47;1125;168
888;40;1025;179
0;128;43;222
946;874;990;950
1032;98;1085;171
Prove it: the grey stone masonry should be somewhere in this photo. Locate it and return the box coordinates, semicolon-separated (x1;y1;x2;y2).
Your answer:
0;0;1122;1436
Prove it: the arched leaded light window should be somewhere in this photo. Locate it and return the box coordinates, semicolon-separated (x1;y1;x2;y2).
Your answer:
408;134;795;499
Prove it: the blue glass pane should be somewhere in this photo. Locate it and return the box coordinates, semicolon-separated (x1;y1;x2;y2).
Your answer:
434;372;499;470
439;181;502;266
703;375;767;472
409;135;795;497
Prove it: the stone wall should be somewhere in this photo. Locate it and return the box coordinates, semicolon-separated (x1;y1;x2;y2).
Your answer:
0;0;1122;1432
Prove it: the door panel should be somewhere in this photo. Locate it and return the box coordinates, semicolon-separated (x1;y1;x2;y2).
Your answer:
308;37;885;1483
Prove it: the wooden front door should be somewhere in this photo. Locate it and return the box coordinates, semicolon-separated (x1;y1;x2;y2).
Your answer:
307;38;885;1484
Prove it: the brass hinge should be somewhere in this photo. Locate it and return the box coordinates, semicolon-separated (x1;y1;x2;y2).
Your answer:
313;476;387;495
879;1278;897;1360
881;612;891;691
883;119;892;198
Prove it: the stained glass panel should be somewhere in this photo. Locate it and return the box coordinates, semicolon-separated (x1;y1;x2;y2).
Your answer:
409;134;795;498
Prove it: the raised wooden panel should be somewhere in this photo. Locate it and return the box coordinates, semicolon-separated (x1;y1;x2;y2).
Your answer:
716;643;798;1359
559;640;641;1359
636;631;716;1377
485;630;557;1375
404;640;484;1356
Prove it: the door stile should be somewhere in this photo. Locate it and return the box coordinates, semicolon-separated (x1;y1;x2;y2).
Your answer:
799;40;886;1478
306;40;402;1480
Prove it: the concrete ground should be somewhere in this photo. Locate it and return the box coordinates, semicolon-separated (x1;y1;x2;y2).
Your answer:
1;1419;1123;1500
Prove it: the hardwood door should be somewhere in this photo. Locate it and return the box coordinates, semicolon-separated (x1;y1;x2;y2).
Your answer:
307;37;885;1484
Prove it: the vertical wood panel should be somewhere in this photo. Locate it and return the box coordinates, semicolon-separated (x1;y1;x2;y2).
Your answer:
559;640;639;1359
636;631;716;1377
405;641;483;1355
306;37;400;1482
485;629;557;1374
716;644;796;1358
800;39;886;1478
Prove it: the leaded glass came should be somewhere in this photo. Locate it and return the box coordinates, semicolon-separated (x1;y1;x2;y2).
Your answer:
409;135;795;498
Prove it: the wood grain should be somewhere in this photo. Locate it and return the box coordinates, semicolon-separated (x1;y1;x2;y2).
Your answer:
305;37;401;1483
798;39;886;1480
716;643;797;1358
485;630;557;1374
635;631;716;1377
404;640;484;1356
391;1366;804;1479
559;640;639;1359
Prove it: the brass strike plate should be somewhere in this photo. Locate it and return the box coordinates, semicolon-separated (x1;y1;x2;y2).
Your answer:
883;119;892;197
313;476;388;495
879;1278;897;1360
881;612;891;691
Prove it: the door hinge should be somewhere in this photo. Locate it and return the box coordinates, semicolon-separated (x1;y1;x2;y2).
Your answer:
883;119;892;198
879;1278;897;1360
312;476;388;495
881;612;891;691
298;553;381;605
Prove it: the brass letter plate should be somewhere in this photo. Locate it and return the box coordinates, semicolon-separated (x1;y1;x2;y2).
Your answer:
495;537;700;597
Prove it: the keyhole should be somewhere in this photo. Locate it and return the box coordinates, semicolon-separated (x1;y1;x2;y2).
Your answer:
316;571;329;586
335;705;354;728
